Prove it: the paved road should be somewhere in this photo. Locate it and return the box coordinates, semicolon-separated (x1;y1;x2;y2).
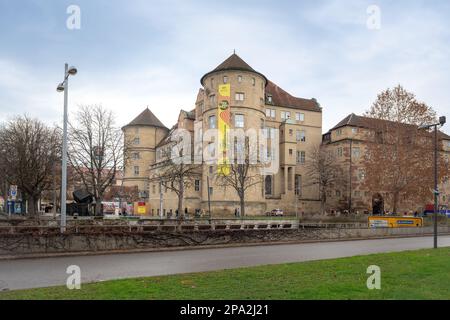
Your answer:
1;236;449;291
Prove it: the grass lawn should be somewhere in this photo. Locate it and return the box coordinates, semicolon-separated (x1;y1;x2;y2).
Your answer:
1;248;449;300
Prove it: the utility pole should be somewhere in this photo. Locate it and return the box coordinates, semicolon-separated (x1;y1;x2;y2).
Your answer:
56;63;77;233
207;175;211;216
159;179;163;219
419;116;446;249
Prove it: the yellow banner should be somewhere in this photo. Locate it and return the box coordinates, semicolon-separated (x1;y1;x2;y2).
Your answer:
217;84;231;175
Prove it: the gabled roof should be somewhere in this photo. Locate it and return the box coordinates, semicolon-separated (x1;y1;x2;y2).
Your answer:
201;53;267;85
265;80;322;112
330;113;450;139
122;107;167;130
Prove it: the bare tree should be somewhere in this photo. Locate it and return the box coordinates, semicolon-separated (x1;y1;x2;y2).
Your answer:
214;137;262;217
304;146;343;214
0;116;61;216
363;85;445;214
150;140;201;219
67;105;127;215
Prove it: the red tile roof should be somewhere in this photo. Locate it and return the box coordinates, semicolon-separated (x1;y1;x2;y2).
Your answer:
265;80;322;112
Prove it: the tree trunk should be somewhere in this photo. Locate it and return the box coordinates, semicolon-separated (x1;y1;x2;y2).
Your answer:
28;195;39;217
95;196;103;216
392;191;399;215
239;192;245;217
320;192;326;215
178;180;184;219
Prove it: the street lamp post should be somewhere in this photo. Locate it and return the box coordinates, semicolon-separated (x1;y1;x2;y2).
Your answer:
419;116;446;249
57;63;77;233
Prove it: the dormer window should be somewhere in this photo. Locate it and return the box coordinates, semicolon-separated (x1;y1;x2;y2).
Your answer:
267;95;273;104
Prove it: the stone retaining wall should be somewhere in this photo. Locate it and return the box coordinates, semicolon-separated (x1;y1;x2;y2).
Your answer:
1;226;448;258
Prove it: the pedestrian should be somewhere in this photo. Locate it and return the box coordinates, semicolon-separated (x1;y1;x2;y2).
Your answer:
234;208;237;217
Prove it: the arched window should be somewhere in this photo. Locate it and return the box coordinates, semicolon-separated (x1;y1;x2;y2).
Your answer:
265;175;272;195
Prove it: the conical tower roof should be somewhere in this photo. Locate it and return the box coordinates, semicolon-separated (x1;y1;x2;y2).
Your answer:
122;107;167;130
200;53;267;85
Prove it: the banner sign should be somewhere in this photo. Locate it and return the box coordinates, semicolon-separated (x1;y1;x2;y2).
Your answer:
217;84;231;175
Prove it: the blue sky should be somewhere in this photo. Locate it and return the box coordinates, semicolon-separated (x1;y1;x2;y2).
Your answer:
0;0;449;133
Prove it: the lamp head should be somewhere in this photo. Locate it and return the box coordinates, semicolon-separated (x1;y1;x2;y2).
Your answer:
418;124;430;130
56;83;65;92
67;66;77;76
439;116;446;126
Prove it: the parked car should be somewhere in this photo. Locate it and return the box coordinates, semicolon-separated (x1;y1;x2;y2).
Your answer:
270;209;284;216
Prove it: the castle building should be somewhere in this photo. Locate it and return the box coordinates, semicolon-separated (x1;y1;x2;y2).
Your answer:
122;108;169;199
322;113;450;214
122;53;323;216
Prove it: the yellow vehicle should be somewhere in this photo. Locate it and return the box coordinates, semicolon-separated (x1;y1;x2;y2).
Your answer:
368;216;423;228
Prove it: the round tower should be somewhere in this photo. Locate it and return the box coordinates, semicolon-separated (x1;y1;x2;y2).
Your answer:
199;53;268;215
122;107;169;198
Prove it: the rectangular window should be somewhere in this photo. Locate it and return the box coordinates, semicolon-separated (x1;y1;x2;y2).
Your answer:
289;129;293;136
132;152;140;160
210;78;214;88
295;112;305;122
195;180;200;191
281;111;291;121
337;147;343;157
297;151;306;164
133;137;140;145
265;109;275;118
223;76;228;83
235;92;245;101
209;166;213;174
358;169;366;180
336;129;342;136
289;149;293;156
209;95;215;106
295;175;302;195
235;114;245;128
238;75;242;83
352;127;358;134
296;130;306;142
208;115;216;129
352;147;361;159
209;187;213;195
252;78;256;86
134;166;139;176
208;142;215;157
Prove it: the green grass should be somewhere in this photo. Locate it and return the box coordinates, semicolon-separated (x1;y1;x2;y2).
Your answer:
1;248;450;300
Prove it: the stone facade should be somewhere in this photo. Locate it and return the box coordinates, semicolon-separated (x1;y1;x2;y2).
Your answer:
322;113;450;214
123;53;323;216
